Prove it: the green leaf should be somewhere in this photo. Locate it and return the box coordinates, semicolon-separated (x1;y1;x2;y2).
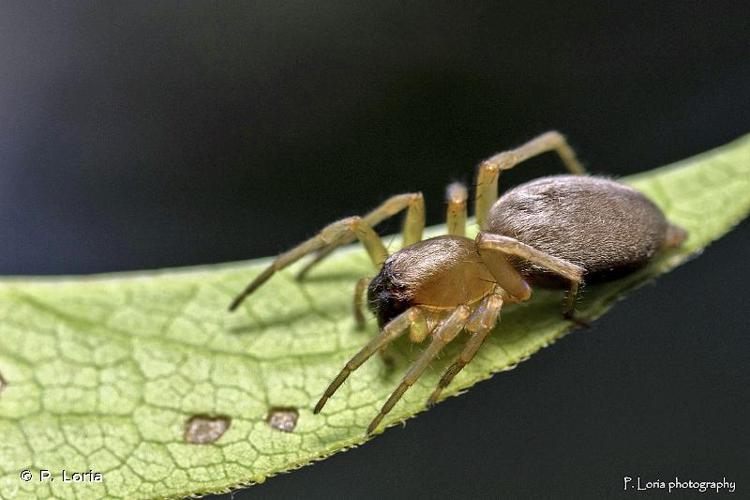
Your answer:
1;134;749;499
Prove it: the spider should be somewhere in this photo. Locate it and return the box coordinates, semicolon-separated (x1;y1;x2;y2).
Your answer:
229;131;687;435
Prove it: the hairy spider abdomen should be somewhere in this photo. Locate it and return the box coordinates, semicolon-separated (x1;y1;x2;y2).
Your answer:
367;236;495;326
486;175;683;285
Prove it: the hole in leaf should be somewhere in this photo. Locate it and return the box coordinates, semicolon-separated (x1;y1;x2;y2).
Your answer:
184;415;231;444
266;407;299;432
0;371;5;395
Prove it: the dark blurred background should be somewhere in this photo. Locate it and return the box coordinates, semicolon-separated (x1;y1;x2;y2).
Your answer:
1;2;748;499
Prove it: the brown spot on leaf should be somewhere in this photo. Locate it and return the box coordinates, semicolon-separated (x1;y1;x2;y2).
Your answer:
0;371;6;395
184;415;231;444
266;407;299;432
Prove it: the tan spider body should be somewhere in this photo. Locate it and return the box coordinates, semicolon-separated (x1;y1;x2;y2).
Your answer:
230;131;686;434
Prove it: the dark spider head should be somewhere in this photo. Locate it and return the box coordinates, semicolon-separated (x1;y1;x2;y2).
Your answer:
367;260;414;327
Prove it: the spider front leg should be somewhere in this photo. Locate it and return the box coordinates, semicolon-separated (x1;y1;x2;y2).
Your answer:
367;305;470;435
475;131;586;228
296;192;425;280
476;232;586;319
313;307;429;414
229;216;388;311
427;293;503;406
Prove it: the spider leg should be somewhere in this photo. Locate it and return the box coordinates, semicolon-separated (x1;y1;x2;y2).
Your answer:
343;183;467;328
379;305;429;368
563;281;582;321
313;307;426;414
476;232;586;318
352;277;371;330
296;192;425;280
446;182;468;237
366;305;470;435
427;294;503;406
229;216;387;311
475;131;586;229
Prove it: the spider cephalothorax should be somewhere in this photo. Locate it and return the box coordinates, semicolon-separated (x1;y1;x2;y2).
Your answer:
367;236;497;327
230;131;686;434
